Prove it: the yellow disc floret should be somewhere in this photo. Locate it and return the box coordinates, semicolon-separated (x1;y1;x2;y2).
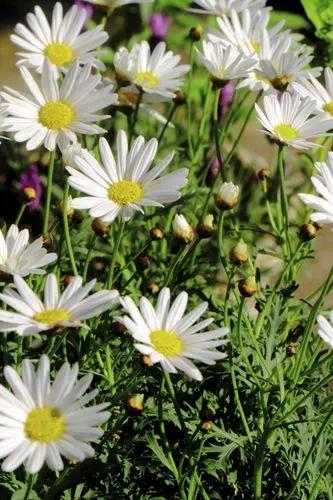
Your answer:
33;308;71;325
108;180;143;205
150;329;184;356
44;43;75;67
135;71;158;89
24;407;66;443
273;124;299;142
39;101;75;130
323;100;333;117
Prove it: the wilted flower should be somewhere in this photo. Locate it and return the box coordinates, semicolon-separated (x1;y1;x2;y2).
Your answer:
172;214;195;243
19;164;42;212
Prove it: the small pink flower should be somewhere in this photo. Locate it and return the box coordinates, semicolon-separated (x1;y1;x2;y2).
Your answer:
149;13;170;40
219;81;236;121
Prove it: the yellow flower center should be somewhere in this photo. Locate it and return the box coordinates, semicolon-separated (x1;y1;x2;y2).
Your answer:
135;71;158;89
39;101;76;130
24;407;66;443
44;43;75;67
251;40;261;53
108;180;143;205
323;100;333;116
33;308;71;325
150;329;184;356
273;124;299;142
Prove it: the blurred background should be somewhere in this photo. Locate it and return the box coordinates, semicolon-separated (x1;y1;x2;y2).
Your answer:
0;0;331;300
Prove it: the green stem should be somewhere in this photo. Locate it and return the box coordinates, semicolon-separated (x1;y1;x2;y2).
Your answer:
163;369;187;434
158;377;180;481
129;88;143;144
253;425;273;500
82;234;97;281
164;237;199;288
62;181;78;276
158;102;176;144
15;204;26;226
106;221;125;288
23;474;34;500
277;145;292;257
308;454;333;500
187;41;195;159
286;406;333;499
43;149;56;235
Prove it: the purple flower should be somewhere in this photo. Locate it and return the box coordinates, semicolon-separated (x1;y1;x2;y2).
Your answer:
19;164;42;212
205;146;224;186
149;14;171;40
74;0;94;21
219;81;236;121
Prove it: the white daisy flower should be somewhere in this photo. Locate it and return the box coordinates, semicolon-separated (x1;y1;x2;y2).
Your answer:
207;9;282;58
292;68;333;120
0;274;119;336
0;354;110;473
66;131;188;224
84;0;153;10
11;2;108;77
189;0;266;16
118;288;228;381
114;41;190;99
0;60;117;151
299;152;333;225
196;42;256;84
0;225;57;278
256;44;321;91
317;313;333;349
255;92;332;150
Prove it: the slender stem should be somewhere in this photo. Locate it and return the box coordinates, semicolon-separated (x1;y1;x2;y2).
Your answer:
23;474;34;500
15;203;26;226
163;369;187;433
106;221;125;288
158;102;176;144
129;89;143;144
277;145;292;257
158;377;179;481
113;240;151;283
187;41;195;159
253;425;273;499
43;149;56;235
82;234;97;281
164;237;199;287
308;454;333;500
286;406;333;499
262;179;278;233
62;180;78;276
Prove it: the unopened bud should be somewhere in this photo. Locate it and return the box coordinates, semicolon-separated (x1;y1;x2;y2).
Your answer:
211;76;230;89
287;343;297;356
139;354;154;367
112;321;127;336
137;255;151;270
189;25;203;41
42;234;54;250
150;227;164;240
173;91;187;105
56;201;74;220
92;218;110;236
172;214;195;244
215;182;239;210
257;169;270;180
22;187;36;202
115;72;132;88
127;394;144;414
201;420;213;432
299;223;317;241
197;214;215;238
72;210;83;224
147;282;160;294
64;274;75;285
230;240;249;265
238;276;257;297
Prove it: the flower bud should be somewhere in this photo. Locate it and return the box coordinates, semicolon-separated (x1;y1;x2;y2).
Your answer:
147;282;160;294
197;214;215;238
22;186;36;202
115;72;132;88
112;321;127;336
127;394;144;415
201;420;213;432
139;354;154;368
215;182;239;210
172;214;195;244
238;276;257;297
257;169;270;180
63;274;75;285
299;223;317;242
173;91;187;105
150;227;164;240
92;218;110;236
137;255;151;271
230;240;249;265
42;234;55;250
56;197;75;220
189;25;203;41
287;343;297;356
